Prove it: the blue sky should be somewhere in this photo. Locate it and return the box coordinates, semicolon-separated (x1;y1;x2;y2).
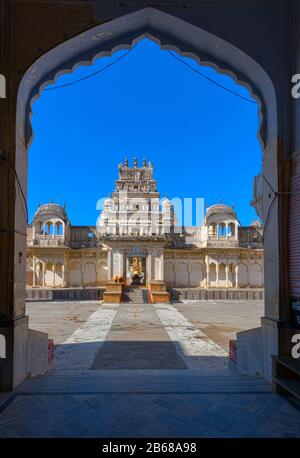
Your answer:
28;38;261;226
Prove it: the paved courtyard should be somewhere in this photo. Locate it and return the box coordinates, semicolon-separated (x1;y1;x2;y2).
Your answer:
0;299;300;437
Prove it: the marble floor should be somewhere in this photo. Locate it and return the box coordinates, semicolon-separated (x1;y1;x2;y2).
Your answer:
0;300;299;438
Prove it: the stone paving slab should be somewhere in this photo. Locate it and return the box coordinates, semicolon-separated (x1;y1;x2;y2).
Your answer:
173;300;264;350
54;307;116;371
155;303;228;372
0;300;296;438
0;391;299;438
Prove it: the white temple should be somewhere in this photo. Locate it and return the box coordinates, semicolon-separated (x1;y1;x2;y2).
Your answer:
26;159;264;297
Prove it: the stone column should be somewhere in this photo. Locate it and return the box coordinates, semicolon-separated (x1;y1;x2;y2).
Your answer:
235;265;239;288
123;256;127;280
225;264;229;288
206;257;210;287
0;3;31;391
107;249;112;280
147;252;152;282
32;256;36;287
188;268;191;288
160;251;164;281
109;249;121;280
216;263;219;287
62;264;65;287
52;264;56;287
217;224;219;240
225;222;228;238
247;266;250;288
42;262;45;287
119;249;124;278
125;256;130;282
81;252;84;286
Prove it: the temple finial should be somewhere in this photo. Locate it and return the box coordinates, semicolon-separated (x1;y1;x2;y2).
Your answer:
124;158;128;167
134;157;138;168
143;158;146;167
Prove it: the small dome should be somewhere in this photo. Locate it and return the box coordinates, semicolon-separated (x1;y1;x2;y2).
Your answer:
206;204;237;218
33;203;69;224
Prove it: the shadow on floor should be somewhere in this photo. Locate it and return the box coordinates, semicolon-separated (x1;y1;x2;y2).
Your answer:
52;339;231;373
92;340;188;370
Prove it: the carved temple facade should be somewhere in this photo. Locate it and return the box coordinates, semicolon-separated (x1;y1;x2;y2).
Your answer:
26;159;264;290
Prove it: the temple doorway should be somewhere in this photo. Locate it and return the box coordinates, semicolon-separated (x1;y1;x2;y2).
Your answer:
128;256;147;286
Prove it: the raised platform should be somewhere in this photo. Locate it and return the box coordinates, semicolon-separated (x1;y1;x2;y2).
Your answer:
27;287;264;302
26;287;105;302
171;288;264;301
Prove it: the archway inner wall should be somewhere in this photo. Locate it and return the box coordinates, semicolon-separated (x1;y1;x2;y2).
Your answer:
0;2;294;390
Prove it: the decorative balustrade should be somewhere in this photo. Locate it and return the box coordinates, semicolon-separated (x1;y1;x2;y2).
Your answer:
28;237;66;247
238;226;263;248
26;224;263;249
69;226;99;248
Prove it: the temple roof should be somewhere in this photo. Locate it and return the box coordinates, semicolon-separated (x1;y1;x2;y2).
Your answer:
33;203;69;223
205;204;238;220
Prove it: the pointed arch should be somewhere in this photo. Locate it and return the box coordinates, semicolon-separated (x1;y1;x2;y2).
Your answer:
13;6;279;383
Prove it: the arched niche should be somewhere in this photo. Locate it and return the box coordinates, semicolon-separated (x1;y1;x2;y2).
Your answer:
14;6;278;380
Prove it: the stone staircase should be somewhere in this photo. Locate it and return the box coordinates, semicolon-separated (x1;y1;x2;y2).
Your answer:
123;287;149;304
4;371;300;438
19;371;272;395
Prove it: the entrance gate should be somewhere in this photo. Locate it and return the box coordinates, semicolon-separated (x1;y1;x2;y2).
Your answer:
0;2;297;392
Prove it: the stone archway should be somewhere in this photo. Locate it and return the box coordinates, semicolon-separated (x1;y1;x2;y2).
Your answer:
164;261;175;287
189;262;203;287
237;263;248;288
175;262;189;287
69;262;82;287
2;6;283;390
249;262;263;288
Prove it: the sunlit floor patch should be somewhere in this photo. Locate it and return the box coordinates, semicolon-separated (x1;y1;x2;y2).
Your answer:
53;308;117;371
154;303;229;373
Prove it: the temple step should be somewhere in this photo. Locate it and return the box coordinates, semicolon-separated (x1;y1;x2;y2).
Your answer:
123;287;149;304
